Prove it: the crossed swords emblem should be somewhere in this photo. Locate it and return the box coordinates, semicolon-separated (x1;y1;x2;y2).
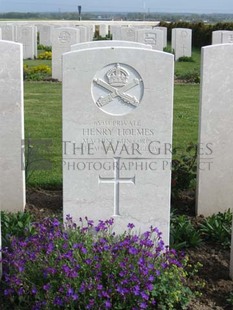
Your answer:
93;77;141;108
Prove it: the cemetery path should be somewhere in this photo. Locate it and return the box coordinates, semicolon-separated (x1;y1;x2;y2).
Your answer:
26;188;233;309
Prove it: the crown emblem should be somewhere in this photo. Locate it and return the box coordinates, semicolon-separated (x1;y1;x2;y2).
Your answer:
106;64;129;87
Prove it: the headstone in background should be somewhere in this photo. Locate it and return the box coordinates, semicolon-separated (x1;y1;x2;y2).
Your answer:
63;47;174;245
84;25;94;41
110;25;121;40
16;25;37;59
120;27;137;41
0;24;15;41
153;26;167;48
71;40;152;51
212;30;233;44
52;27;80;81
196;44;233;216
212;30;223;44
221;31;233;43
0;40;25;213
99;24;109;37
75;26;88;42
137;29;164;50
172;28;192;61
39;25;53;46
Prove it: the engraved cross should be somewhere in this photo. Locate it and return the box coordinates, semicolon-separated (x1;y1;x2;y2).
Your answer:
98;157;135;216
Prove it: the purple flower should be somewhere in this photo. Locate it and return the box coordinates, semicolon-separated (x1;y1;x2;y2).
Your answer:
52;218;60;227
105;300;111;308
43;283;51;291
141;291;149;300
140;302;147;309
129;247;138;255
156;270;161;276
127;223;135;229
4;288;14;296
81;247;87;254
133;285;140;296
53;296;63;306
32;287;37;295
66;214;72;221
17;287;24;296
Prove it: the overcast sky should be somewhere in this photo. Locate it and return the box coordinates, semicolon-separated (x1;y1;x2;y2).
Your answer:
1;0;233;14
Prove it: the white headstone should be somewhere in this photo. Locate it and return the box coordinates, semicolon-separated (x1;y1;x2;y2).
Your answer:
120;27;137;42
137;29;164;50
172;28;192;61
99;24;109;37
212;30;233;44
0;29;2;40
154;26;167;48
84;25;94;41
0;24;15;41
221;31;233;43
71;40;152;51
63;47;174;244
75;26;88;42
110;26;121;40
39;25;52;46
196;44;233;216
52;27;80;81
16;25;37;59
212;30;223;45
0;40;25;214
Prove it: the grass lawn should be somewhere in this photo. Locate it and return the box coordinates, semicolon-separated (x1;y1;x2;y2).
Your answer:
173;84;199;149
24;59;51;67
174;47;201;78
24;82;62;188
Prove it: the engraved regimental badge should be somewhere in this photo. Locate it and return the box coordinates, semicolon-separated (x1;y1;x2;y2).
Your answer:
92;63;144;116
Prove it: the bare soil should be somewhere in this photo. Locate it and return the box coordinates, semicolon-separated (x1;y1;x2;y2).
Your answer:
26;188;233;309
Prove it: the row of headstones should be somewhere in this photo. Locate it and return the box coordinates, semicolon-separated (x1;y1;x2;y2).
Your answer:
0;24;95;60
111;25;192;60
0;25;37;59
0;23;192;62
1;23;233;58
52;27;193;80
0;39;233;278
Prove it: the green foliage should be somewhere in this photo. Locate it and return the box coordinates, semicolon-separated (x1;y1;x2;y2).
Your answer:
160;21;233;48
38;51;52;60
163;46;174;54
152;256;201;309
172;143;197;197
170;214;202;250
175;69;200;83
227;292;233;306
178;56;195;62
199;209;232;248
37;44;52;51
1;211;35;247
94;36;111;41
24;64;51;81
